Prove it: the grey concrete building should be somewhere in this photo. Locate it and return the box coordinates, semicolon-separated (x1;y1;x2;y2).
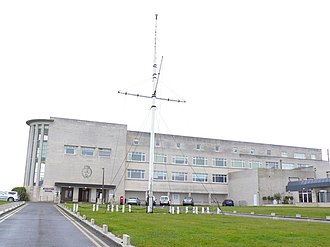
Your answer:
24;117;330;206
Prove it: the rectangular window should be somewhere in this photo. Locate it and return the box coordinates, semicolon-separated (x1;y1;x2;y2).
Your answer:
176;143;181;149
128;169;145;179
298;164;312;168
172;155;188;165
249;161;262;169
193;173;208;182
294;153;306;159
233;147;238;153
212;158;227;167
282;163;296;170
172;172;187;181
127;152;146;162
267;150;271;155
250;149;255;154
64;145;77;155
154;171;167;180
266;161;278;169
231;159;245;168
212;174;227;183
154;154;167;164
215;145;220;152
311;154;316;160
82;147;95;156
193;156;208;166
155;140;161;147
281;151;288;157
196;144;201;150
99;148;111;157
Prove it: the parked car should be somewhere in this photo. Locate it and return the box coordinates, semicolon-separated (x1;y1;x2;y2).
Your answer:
126;197;141;206
146;196;156;206
222;199;234;206
159;196;170;206
182;196;194;206
0;191;19;202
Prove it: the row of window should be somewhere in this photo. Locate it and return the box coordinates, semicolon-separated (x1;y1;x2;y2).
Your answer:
132;139;317;160
127;169;228;183
64;145;111;157
127;152;312;170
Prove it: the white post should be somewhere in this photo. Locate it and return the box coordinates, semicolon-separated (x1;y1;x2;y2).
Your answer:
185;207;189;214
122;205;125;213
92;204;95;212
129;205;132;212
202;207;205;214
111;204;114;212
116;205;119;212
123;234;131;246
107;204;110;211
196;206;199;214
177;207;180;214
206;207;209;214
96;204;99;211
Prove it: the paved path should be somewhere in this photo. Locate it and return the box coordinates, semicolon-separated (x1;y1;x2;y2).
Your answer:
0;202;118;247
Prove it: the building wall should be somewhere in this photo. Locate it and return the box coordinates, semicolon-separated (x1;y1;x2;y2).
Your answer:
24;117;330;205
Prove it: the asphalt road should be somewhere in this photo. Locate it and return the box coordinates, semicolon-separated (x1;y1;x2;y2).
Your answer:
0;202;117;247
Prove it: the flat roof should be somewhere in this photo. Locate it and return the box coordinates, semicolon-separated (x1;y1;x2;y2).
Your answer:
55;182;116;189
286;178;330;191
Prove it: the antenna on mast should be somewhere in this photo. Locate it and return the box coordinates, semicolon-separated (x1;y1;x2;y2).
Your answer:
118;14;185;213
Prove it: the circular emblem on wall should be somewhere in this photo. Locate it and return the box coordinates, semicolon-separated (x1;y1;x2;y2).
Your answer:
82;165;92;178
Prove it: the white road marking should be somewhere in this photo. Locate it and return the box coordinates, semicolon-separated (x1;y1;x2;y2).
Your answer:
56;206;110;247
0;204;27;223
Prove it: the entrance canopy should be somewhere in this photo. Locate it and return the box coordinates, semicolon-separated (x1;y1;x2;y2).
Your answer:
286;178;330;191
55;182;116;189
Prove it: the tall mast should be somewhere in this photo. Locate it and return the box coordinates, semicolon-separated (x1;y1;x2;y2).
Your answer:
118;14;185;213
147;14;158;213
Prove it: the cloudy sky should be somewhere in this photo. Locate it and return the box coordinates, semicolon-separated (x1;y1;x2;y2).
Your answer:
1;1;330;191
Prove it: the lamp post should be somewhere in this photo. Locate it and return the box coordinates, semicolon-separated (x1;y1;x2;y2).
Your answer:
102;167;105;204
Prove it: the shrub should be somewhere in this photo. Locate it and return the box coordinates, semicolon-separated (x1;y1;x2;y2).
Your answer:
274;193;281;201
12;187;29;201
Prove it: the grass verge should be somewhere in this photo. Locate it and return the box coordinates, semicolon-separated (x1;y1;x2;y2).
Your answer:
66;204;330;247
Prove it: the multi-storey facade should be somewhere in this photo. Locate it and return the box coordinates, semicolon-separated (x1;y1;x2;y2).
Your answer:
24;117;330;206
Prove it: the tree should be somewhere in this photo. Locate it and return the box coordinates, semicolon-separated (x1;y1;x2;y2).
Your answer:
11;187;29;201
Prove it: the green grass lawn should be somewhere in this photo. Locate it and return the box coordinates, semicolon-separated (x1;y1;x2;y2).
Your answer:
0;201;9;205
66;204;330;247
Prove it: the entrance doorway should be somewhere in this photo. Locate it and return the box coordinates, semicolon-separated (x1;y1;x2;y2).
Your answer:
61;187;73;202
299;190;312;203
78;188;90;202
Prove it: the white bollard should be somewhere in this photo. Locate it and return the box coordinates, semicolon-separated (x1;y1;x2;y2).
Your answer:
111;204;114;212
91;218;95;225
96;205;99;211
123;234;131;246
192;207;195;214
177;207;180;214
217;208;220;214
75;204;79;212
271;213;276;216
206;207;209;214
251;212;255;215
296;214;301;218
116;205;119;212
129;205;132;213
196;206;199;214
171;206;175;214
102;224;108;233
326;216;330;220
122;205;125;213
83;215;86;220
202;207;205;214
185;207;189;214
107;204;110;211
92;204;96;212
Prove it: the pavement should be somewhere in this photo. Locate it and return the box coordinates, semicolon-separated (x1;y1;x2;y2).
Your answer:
0;201;25;215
